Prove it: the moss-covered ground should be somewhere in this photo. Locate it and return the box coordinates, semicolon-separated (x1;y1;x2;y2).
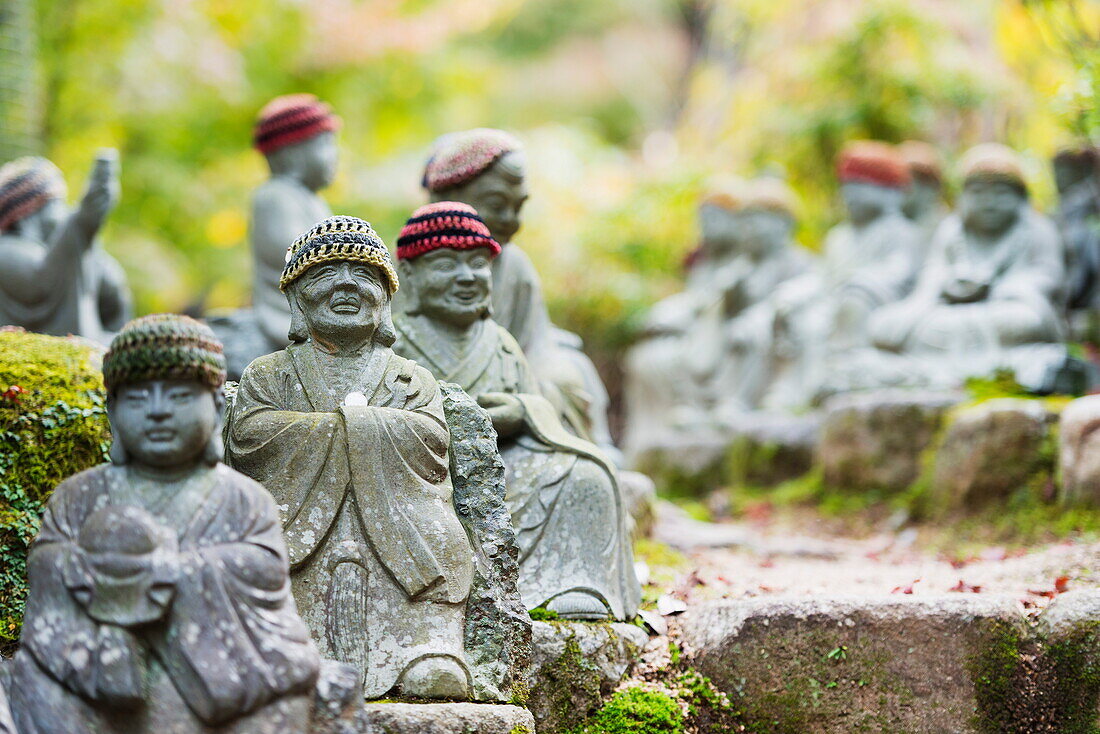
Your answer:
0;330;110;655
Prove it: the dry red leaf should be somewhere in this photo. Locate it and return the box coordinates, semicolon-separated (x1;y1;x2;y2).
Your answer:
1;385;25;402
949;580;982;593
891;579;920;594
1055;576;1071;594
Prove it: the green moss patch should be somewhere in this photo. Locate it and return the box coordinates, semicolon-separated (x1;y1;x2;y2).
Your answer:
0;330;109;654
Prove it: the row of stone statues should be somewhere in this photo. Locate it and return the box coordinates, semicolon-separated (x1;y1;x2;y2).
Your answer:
623;138;1096;464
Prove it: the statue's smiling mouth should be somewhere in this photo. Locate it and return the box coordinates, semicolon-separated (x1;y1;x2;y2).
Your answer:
453;289;481;304
330;295;361;313
146;428;176;441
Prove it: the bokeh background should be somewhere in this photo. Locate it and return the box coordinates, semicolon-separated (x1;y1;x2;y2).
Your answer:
0;0;1096;429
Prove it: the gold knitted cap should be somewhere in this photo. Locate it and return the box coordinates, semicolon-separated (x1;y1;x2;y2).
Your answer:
280;215;399;295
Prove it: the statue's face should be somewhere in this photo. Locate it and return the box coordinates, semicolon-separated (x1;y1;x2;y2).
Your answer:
445;152;528;244
110;379;216;470
698;204;742;257
407;247;494;327
301;131;339;190
295;260;386;344
841;182;896;225
740;210;792;257
1053;157;1092;195
902;177;940;221
960;178;1023;234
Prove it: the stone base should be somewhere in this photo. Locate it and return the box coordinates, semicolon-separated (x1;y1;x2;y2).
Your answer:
724;410;820;487
527;620;648;733
681;595;1026;733
352;703;535;733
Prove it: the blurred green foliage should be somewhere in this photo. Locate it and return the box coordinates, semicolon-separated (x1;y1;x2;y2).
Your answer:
3;0;1091;421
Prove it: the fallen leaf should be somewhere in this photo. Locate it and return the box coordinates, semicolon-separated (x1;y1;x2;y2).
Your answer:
657;594;688;616
1055;576;1071;594
949;580;982;593
638;609;667;636
891;579;920;594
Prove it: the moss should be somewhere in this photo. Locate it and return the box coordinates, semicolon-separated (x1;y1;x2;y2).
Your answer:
538;635;605;731
966;620;1027;734
635;450;727;500
0;331;109;654
508;726;535;734
1042;621;1100;733
530;607;561;622
568;686;685;734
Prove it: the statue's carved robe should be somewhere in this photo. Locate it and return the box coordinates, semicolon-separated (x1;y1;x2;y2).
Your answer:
9;464;319;734
491;243;615;453
0;231;131;344
226;343;474;696
395;317;640;620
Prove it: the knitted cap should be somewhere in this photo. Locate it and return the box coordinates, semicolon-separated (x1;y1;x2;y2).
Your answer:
280;215;399;295
0;157;67;232
742;177;797;216
396;202;501;261
700;174;745;213
837;141;910;189
422;128;523;192
959;143;1027;191
898;140;943;183
103;314;226;393
253;94;341;155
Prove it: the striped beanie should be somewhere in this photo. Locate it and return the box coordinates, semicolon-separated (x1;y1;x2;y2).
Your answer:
959;143;1027;193
396;202;501;261
0;157;67;232
422;128;523;193
253;94;341;155
837;141;910;189
103;314;226;393
280;215;399;295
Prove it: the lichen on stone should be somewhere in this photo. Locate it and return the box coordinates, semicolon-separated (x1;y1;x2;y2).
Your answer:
0;330;110;654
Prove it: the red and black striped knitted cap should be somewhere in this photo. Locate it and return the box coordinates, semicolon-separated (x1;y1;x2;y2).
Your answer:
253;94;341;155
396;202;502;261
0;157;67;232
836;141;910;189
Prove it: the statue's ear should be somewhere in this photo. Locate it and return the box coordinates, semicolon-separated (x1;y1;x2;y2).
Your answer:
106;396;129;465
376;299;397;347
397;260;420;316
204;389;226;466
286;288;309;342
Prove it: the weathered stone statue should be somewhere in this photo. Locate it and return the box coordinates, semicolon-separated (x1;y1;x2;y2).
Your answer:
392;203;640;622
1054;145;1100;313
416;128;617;458
899;140;947;246
622;177;811;459
8;314;321;733
226;216;476;700
209;94;339;379
866;143;1068;390
0;152;131;344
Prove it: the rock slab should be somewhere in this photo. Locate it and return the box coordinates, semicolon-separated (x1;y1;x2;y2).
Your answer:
351;703;535;734
526;620;649;733
933;398;1055;509
818;390;959;492
1059;395;1100;507
726;411;820;487
680;595;1027;733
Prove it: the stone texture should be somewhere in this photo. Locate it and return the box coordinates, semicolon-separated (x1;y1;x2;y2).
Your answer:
619;469;657;538
932;398;1055;509
1036;590;1100;732
1059;395;1100;507
351;703;535;734
818;390;960;492
526;620;649;733
440;382;532;703
312;659;365;734
726;411;820;487
680;595;1027;733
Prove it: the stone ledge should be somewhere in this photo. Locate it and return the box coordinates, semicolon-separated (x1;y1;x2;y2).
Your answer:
351;703;535;734
680;595;1026;733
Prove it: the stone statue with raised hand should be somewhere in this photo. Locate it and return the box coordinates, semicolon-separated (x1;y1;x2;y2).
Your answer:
392;202;640;623
8;314;323;733
0;151;131;344
226;216;476;700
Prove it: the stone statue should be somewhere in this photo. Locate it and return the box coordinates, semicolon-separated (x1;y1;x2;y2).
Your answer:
8;314;322;733
209;94;339;379
0;152;131;344
899;140;947;246
392;202;640;622
1054;145;1100;314
622;177;810;459
226;216;476;700
865;143;1068;390
415;128;617;459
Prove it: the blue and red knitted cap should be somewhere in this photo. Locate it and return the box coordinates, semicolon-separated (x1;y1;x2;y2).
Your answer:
253;94;341;155
396;202;501;261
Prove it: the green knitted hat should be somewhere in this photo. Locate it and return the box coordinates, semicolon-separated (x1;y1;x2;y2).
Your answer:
103;314;227;392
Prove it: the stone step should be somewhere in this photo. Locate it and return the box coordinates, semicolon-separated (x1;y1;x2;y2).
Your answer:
347;703;535;734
